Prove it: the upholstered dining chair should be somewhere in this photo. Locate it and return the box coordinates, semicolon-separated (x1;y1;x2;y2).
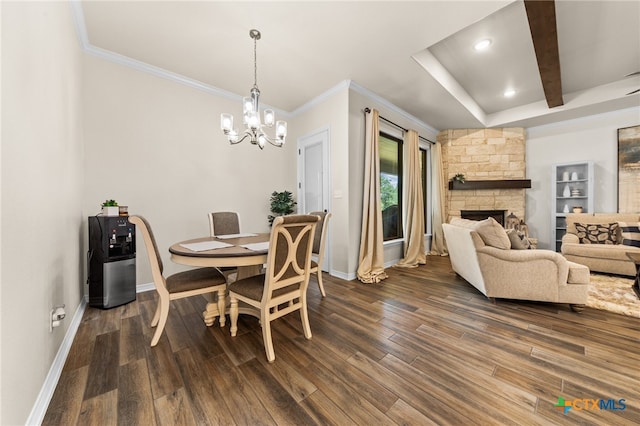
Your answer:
228;214;319;363
208;211;242;279
308;211;332;297
129;215;228;347
208;211;240;237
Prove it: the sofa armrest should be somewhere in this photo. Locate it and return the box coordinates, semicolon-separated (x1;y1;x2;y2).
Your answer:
562;233;579;244
475;246;569;300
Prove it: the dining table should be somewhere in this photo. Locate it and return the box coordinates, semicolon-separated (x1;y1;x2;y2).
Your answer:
169;232;270;326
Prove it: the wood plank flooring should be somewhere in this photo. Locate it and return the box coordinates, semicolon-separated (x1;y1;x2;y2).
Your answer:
43;256;640;425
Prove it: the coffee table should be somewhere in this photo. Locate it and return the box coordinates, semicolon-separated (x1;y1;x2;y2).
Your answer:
626;252;640;299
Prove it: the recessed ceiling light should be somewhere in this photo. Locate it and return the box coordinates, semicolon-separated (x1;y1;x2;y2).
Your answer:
474;39;492;51
504;89;516;97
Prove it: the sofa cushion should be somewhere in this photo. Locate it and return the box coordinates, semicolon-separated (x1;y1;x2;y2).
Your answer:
474;217;510;250
619;222;640;248
506;229;530;250
562;241;640;260
574;222;619;244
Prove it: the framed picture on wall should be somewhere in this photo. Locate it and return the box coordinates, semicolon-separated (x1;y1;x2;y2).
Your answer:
618;125;640;213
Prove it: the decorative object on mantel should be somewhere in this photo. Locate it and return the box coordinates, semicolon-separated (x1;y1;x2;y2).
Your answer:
448;179;532;190
220;29;287;149
101;199;119;217
452;173;466;183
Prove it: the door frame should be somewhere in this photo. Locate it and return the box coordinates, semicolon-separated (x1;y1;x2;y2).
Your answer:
297;126;331;272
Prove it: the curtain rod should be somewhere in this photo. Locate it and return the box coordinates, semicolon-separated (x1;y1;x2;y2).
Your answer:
364;108;434;144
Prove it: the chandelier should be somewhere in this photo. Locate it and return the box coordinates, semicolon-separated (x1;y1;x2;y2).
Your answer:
220;29;287;149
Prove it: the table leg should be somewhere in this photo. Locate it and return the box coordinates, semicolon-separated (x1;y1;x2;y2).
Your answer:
202;264;263;326
633;265;640;299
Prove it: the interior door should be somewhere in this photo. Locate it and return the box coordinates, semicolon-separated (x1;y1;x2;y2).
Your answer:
297;128;330;271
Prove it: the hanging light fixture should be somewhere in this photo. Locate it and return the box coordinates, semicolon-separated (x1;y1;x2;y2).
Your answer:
220;29;286;149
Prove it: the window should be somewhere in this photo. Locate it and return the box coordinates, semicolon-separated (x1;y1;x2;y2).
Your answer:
379;132;403;241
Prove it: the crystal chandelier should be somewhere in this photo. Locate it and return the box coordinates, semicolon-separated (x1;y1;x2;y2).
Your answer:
220;29;287;149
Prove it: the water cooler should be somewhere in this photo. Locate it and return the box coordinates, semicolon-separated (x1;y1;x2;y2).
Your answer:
88;216;136;309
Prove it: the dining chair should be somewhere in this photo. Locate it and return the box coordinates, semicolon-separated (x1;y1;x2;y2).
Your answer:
228;214;319;362
208;211;240;237
128;215;228;347
208;211;241;280
309;211;332;297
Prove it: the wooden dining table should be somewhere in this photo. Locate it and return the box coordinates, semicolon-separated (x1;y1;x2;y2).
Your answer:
169;233;269;326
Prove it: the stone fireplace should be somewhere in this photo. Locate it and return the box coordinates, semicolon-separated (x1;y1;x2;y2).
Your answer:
461;209;507;226
438;128;527;222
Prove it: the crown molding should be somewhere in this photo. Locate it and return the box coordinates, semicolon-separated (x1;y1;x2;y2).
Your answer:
348;81;439;135
70;1;438;130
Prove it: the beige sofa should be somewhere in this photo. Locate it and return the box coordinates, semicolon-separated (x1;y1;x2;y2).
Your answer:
443;217;589;310
561;213;640;277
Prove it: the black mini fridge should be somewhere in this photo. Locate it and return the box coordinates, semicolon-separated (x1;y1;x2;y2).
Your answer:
88;216;136;308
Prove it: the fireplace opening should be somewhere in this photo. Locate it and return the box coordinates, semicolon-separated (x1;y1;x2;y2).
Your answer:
461;210;507;226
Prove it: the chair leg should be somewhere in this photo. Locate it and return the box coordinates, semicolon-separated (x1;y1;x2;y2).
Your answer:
300;297;312;340
230;297;239;337
316;271;326;297
217;289;226;327
151;302;161;327
150;300;169;347
261;312;275;363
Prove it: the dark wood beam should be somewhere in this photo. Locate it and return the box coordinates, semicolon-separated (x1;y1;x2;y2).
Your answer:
524;0;564;108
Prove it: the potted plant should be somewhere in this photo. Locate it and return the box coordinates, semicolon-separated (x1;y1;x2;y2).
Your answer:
101;199;119;216
268;190;296;225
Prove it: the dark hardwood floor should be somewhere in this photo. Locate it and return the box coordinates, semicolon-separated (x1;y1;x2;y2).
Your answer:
43;255;639;425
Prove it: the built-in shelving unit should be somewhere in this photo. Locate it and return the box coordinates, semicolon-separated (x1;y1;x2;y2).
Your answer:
552;161;594;252
448;179;532;190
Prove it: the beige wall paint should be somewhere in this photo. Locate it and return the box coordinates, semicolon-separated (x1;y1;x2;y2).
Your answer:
1;2;84;424
290;86;350;276
83;55;297;282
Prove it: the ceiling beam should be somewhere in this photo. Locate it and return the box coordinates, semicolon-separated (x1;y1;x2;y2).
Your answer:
524;0;564;108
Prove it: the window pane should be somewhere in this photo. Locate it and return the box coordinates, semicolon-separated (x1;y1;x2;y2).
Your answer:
379;133;402;240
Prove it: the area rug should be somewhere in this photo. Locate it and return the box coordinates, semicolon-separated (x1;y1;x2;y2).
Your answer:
587;274;639;318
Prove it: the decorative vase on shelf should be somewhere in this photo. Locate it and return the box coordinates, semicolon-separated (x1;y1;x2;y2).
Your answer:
563;204;569;213
562;171;570;181
571;172;579;181
563;184;571;198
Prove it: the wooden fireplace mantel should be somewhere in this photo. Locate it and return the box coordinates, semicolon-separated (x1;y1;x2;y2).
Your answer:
448;179;532;190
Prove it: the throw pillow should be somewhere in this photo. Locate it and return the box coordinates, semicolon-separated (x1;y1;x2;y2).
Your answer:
574;222;619;244
449;217;479;229
506;229;531;250
618;222;640;248
474;217;510;250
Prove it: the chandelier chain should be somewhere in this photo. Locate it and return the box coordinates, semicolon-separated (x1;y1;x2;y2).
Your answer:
253;35;258;89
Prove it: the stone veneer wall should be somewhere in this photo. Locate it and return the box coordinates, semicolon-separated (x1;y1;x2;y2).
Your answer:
437;128;526;222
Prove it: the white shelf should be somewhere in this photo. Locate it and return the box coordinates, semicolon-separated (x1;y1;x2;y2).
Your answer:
551;161;594;252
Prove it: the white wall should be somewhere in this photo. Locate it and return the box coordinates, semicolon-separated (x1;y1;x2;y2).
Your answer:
83;55;297;282
526;107;640;249
1;2;84;424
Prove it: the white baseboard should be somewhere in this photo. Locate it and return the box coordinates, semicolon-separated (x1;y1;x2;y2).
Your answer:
26;297;87;425
26;283;154;425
